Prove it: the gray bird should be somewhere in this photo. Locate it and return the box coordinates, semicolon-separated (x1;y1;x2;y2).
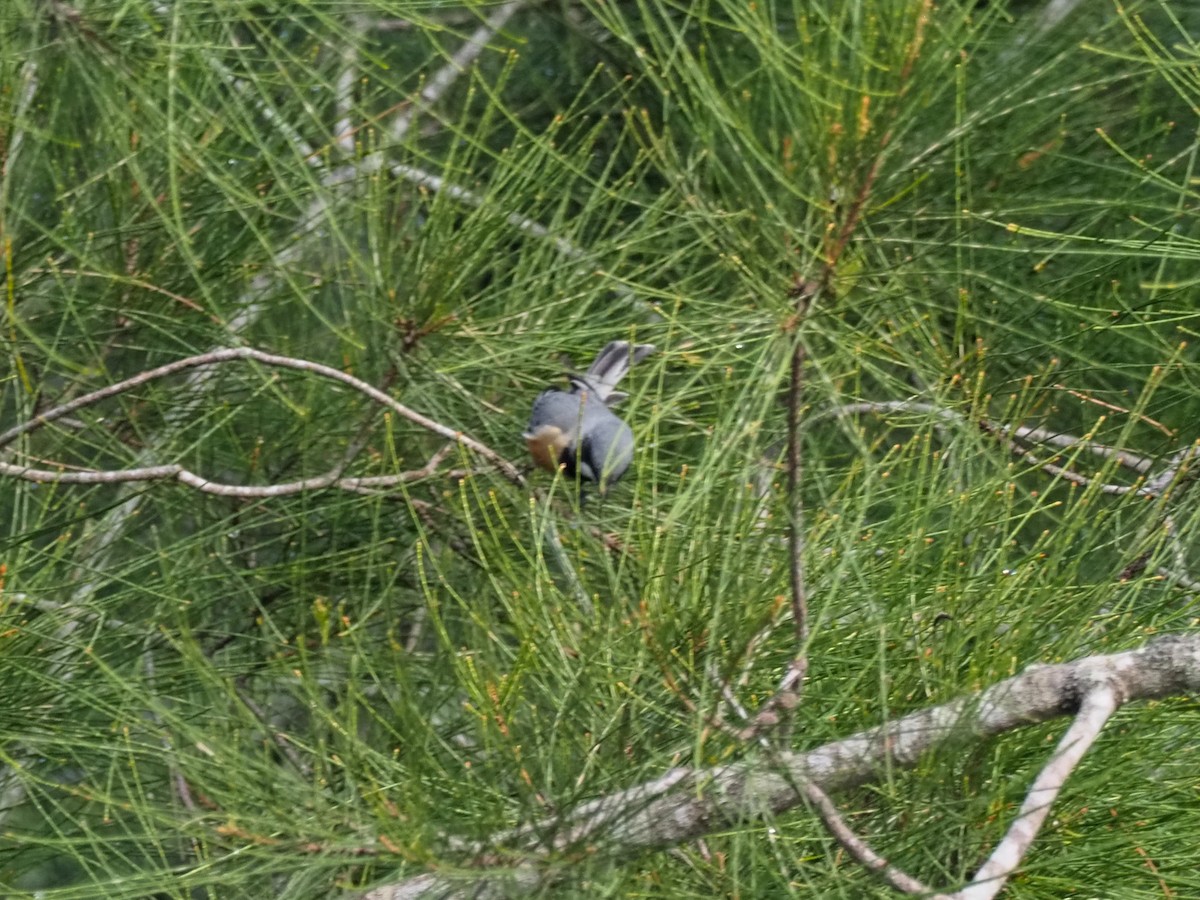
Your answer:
524;341;655;491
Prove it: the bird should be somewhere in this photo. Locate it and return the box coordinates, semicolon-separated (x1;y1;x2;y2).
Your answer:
524;341;655;491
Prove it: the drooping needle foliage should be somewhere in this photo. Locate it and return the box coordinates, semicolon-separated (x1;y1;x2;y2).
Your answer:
2;1;1200;897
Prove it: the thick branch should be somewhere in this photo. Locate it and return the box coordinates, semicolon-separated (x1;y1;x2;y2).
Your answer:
363;634;1200;899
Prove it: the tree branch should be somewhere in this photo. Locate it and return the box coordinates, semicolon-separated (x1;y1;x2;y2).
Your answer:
954;680;1120;900
800;779;946;898
362;634;1200;899
0;348;524;490
819;399;1194;498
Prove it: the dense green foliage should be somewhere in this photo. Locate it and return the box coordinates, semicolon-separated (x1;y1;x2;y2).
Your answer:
2;0;1200;896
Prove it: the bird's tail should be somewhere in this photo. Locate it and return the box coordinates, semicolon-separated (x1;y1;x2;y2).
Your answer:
574;340;655;403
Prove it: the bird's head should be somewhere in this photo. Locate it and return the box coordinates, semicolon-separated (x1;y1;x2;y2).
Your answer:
523;424;572;474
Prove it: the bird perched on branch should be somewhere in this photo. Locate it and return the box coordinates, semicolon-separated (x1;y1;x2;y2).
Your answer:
524;341;655;492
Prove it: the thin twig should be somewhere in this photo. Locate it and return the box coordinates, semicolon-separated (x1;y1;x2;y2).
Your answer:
0;442;467;496
234;685;313;777
724;116;887;747
0;347;524;488
3;60;39;183
705;660;752;722
389;161;651;313
334;17;367;154
390;2;526;144
713;623;941;896
819;399;1185;496
1053;383;1174;437
801;779;946;898
15;595;129;631
141;651;199;814
979;419;1146;496
823;401;1200;588
539;514;593;617
780;286;811;738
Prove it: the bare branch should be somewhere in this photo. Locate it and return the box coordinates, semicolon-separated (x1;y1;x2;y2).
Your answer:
334;16;368;154
780;286;812;736
953;680;1120;900
537;513;594;617
819;399;1189;496
801;779;947;898
390;2;526;144
0;348;524;489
